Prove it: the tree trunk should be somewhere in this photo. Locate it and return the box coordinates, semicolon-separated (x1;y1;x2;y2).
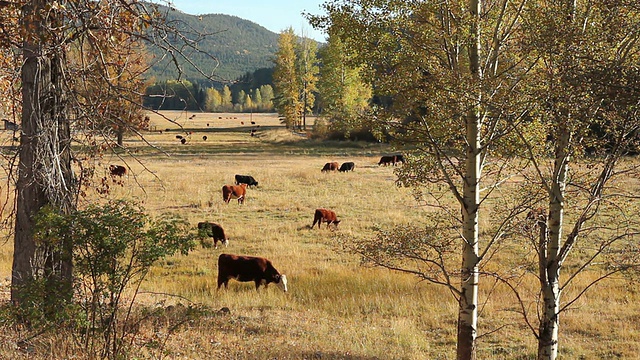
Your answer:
117;128;124;147
11;40;47;304
538;126;570;360
11;0;74;307
457;0;482;359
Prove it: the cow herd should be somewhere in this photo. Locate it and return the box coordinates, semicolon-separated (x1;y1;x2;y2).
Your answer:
197;155;404;293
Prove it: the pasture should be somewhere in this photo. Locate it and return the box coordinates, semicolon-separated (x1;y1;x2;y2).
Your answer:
0;111;639;359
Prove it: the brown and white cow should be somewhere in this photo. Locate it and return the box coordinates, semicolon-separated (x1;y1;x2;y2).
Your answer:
311;208;341;229
217;254;288;292
197;221;229;248
222;184;247;204
321;162;339;172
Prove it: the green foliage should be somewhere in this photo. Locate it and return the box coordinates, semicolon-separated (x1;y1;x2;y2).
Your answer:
30;200;194;358
144;80;204;110
316;31;372;138
273;28;303;128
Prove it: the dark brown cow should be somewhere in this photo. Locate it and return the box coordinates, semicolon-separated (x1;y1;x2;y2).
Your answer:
311;208;341;229
338;162;355;172
222;184;247;204
378;155;396;166
217;254;288;292
197;221;228;248
321;162;339;172
109;165;127;177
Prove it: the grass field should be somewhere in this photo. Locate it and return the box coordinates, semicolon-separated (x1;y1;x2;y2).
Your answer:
0;111;639;359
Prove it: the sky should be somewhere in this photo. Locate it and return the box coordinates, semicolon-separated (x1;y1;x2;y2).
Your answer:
161;0;328;42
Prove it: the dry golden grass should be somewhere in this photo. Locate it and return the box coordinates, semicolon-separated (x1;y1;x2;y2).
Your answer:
0;112;639;359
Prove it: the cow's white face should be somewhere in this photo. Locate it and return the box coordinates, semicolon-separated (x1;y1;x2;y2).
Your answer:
277;274;288;292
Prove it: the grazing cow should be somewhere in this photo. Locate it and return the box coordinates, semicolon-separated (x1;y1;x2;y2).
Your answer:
109;165;127;177
311;208;341;229
235;174;259;187
338;162;355;172
222;184;247;204
197;221;228;248
203;135;208;141
321;162;339;172
217;254;287;292
176;135;183;139
378;155;396;166
180;138;187;144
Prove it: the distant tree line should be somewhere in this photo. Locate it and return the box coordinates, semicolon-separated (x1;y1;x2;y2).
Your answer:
143;68;276;112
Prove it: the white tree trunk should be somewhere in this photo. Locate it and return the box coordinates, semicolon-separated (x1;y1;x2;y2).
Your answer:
457;1;482;359
538;127;570;360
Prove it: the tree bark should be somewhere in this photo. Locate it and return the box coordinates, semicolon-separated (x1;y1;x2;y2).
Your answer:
12;0;48;304
538;125;570;360
456;0;482;359
11;0;74;306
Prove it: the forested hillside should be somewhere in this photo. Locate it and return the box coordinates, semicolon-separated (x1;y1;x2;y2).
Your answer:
145;6;280;82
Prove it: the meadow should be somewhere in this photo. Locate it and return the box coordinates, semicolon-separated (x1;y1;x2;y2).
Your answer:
0;111;639;359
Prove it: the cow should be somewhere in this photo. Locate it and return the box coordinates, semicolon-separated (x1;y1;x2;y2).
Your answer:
235;174;259;187
109;165;127;177
217;254;288;292
378;155;396;166
311;208;341;229
222;184;247;204
197;221;228;248
321;162;339;172
338;162;355;172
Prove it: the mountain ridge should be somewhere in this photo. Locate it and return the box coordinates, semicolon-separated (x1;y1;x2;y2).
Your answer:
145;7;296;84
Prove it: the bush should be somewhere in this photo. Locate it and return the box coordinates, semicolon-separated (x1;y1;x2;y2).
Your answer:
28;200;194;359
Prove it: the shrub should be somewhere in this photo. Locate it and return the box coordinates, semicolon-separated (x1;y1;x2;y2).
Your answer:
29;200;194;359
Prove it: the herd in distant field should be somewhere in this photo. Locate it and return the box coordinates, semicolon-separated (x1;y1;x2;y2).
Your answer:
108;153;405;293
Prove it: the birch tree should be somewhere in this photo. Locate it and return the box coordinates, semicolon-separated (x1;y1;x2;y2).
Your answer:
313;1;533;358
517;2;640;359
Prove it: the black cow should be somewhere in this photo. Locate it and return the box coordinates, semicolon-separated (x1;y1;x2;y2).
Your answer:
338;162;355;172
378;155;396;166
217;254;288;292
393;154;405;164
197;221;228;248
109;165;127;177
235;174;259;187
